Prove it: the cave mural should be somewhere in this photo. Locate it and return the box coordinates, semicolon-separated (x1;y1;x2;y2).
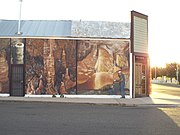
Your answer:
25;39;130;95
0;38;10;93
0;38;129;95
77;40;130;95
25;39;77;95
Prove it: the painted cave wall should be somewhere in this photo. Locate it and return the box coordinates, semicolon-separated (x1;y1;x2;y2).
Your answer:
0;38;130;95
25;39;77;95
0;38;10;93
77;40;130;94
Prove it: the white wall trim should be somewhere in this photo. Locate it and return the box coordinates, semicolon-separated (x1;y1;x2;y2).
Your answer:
130;53;133;98
0;93;10;97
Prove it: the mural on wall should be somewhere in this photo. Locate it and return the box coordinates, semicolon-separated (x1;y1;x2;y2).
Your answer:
0;38;129;95
0;38;10;93
25;38;129;95
25;39;77;95
11;38;25;64
77;40;130;95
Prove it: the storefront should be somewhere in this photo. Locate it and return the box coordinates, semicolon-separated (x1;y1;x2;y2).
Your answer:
131;11;150;97
0;11;150;98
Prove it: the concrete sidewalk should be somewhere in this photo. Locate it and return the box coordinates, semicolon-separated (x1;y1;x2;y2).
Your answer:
0;92;179;107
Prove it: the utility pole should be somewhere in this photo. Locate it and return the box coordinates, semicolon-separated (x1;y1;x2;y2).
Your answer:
155;66;156;79
176;64;179;84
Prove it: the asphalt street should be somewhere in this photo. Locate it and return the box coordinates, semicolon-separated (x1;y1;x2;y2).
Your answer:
0;102;179;135
0;83;180;135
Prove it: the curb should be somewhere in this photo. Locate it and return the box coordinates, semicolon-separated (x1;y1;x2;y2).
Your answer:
0;97;179;108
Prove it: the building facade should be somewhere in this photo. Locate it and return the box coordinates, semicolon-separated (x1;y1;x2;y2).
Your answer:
0;11;150;98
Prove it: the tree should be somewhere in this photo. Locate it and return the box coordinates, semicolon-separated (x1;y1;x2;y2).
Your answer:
151;62;180;81
151;67;166;79
166;63;178;79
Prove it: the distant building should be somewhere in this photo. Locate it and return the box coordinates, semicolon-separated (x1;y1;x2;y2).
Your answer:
0;11;150;98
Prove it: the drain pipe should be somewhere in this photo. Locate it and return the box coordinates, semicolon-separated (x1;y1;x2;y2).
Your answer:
17;0;23;35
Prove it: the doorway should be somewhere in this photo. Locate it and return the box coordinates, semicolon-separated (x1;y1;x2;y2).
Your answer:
10;65;24;96
10;39;25;96
135;63;146;97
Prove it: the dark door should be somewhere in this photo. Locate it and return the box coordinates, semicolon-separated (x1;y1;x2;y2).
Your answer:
10;65;24;96
10;39;25;96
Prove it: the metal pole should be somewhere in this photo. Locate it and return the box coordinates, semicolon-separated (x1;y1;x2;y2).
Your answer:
176;64;179;84
155;66;156;79
17;0;23;35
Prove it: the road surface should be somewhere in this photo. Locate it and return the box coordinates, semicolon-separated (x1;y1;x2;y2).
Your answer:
0;102;179;135
152;83;180;97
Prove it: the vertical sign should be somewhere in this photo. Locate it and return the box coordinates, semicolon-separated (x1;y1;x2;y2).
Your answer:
131;11;148;54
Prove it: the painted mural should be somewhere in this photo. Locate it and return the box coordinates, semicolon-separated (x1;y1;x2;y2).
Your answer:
0;38;10;93
0;38;129;95
25;39;130;95
77;40;130;95
11;38;25;64
25;39;77;95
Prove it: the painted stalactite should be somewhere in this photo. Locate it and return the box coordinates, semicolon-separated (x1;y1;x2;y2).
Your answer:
0;39;10;93
43;39;55;94
0;56;9;92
